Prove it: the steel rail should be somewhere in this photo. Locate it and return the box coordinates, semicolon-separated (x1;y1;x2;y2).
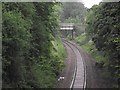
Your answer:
63;39;86;90
63;41;77;89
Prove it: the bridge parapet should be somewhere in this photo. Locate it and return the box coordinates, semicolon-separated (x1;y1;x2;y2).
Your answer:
59;23;75;39
59;23;74;30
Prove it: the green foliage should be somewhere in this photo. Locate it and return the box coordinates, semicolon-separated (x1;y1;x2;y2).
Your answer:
86;2;120;87
51;38;65;72
61;2;86;23
2;2;65;88
85;5;98;38
74;34;106;63
32;63;56;88
74;33;87;45
2;10;32;87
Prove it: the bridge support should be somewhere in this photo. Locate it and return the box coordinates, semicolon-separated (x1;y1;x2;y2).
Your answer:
60;23;75;39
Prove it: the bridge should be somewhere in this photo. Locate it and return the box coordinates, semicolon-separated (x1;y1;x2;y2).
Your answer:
59;23;75;39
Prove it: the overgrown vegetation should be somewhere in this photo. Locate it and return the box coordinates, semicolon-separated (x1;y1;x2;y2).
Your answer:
75;2;120;87
86;2;120;87
2;2;65;88
75;2;119;88
75;34;107;63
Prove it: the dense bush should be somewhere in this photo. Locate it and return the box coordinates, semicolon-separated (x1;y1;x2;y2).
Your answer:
86;2;120;87
2;2;65;88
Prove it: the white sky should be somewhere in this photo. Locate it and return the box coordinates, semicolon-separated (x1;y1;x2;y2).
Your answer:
82;0;102;8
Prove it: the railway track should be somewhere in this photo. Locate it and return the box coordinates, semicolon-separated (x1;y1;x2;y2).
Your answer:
63;39;86;89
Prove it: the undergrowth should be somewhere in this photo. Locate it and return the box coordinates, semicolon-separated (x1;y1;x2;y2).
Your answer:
31;37;65;88
74;34;116;87
74;34;107;63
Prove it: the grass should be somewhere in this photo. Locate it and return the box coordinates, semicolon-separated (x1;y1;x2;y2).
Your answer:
74;34;107;63
74;33;87;45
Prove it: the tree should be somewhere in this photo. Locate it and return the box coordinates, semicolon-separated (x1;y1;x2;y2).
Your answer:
60;2;87;36
2;2;64;88
86;2;120;87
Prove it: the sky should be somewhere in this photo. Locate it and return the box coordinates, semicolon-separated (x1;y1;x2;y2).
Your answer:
81;0;102;8
57;0;102;8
